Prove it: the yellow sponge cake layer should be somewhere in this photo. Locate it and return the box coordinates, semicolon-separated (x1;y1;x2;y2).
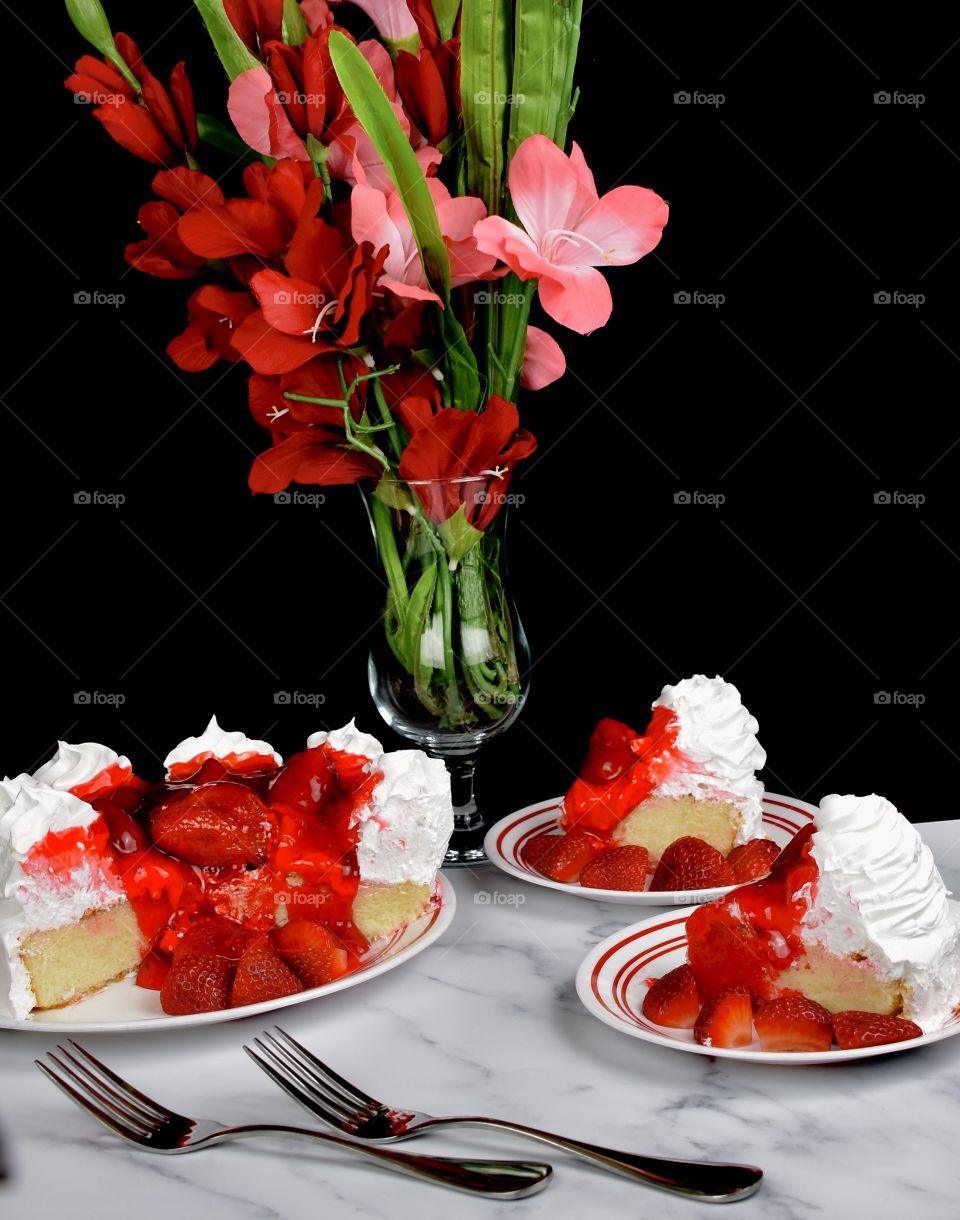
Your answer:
20;901;145;1010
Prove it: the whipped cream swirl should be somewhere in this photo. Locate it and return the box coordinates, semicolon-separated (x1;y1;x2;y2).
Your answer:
651;674;766;840
805;793;960;1026
306;719;383;767
164;716;282;774
33;741;131;793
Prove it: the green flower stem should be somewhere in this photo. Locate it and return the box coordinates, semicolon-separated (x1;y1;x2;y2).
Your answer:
370;376;403;462
370;493;410;627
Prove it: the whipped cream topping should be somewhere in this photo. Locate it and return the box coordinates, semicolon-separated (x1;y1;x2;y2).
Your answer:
0;777;125;1019
651;674;766;842
33;740;131;793
305;722;452;886
306;719;383;766
804;793;960;1028
357;751;453;886
163;716;282;775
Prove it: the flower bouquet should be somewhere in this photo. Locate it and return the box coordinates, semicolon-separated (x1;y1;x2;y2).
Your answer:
64;0;668;858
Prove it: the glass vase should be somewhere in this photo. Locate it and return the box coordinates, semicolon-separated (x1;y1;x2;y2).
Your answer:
363;473;530;865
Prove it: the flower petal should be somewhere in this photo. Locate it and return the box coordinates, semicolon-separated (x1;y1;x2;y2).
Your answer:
227;66;308;160
507;134;578;245
521;325;566;389
537;265;613;334
473;215;542;280
562;184;669;266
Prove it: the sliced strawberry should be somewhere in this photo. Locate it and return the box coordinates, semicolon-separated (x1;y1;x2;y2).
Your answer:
728;838;781;883
268;746;337;815
160;951;233;1015
580;845;649;891
519;830;559;869
150;781;276;866
273;920;349;988
694;986;754;1048
642;964;700;1028
754;995;833;1051
536;830;607;882
176;916;255;961
580;718;641;784
650;836;736;891
832;1010;923;1050
231;943;304;1008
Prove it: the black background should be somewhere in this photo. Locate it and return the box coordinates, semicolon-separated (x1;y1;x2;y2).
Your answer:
2;2;957;823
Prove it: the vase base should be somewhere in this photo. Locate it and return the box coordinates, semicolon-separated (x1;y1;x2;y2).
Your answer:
443;842;488;868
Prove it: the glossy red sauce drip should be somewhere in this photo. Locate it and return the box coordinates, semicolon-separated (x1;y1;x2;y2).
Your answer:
166;751;279;783
561;706;686;835
685;823;818;1000
22;817;118;890
68;761;135;802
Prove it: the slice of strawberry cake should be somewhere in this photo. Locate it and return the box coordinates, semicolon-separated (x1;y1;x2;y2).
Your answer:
667;792;960;1047
525;674;773;891
0;718;453;1019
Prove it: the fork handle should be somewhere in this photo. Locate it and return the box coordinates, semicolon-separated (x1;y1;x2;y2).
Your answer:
419;1118;762;1202
219;1124;551;1199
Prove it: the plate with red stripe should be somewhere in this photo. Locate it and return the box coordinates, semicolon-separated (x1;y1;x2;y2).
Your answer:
1;876;455;1033
483;792;818;905
575;905;960;1063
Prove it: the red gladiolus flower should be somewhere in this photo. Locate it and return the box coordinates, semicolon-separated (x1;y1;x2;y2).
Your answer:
249;428;382;493
65;34;197;167
398;397;536;529
166;286;256;372
224;0;284;51
124;168;226;278
231;210;387;372
248;354;370;432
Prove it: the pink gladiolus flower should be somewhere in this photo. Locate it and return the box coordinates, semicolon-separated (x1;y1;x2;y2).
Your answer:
521;325;566;390
328;0;419;49
473;135;668;334
351;179;498;303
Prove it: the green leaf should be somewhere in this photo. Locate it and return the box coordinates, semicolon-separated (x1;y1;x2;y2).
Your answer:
64;0;139;91
431;0;461;42
401;557;439;676
196;113;268;163
508;0;583;158
194;0;262;79
437;505;484;564
328;30;481;409
460;0;511;216
282;0;309;45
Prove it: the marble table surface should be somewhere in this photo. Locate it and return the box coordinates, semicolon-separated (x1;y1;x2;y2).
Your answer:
3;819;960;1220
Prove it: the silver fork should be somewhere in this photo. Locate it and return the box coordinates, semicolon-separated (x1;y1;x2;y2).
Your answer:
245;1028;763;1204
36;1042;551;1200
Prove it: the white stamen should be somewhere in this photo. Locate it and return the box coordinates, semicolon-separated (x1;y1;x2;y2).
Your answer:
267;406;289;422
541;227;615;264
430;368;444;382
218;316;235;328
301;298;340;342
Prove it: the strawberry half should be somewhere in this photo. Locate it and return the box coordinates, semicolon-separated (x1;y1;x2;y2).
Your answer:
580;718;641;783
537;830;607;882
519;830;559;869
150;781;276;866
580;845;649;891
832;1010;923;1050
650;836;736;891
642;964;700;1028
728;838;781;883
273;920;349;988
231;943;304;1008
754;995;833;1051
694;986;754;1048
160;951;233;1015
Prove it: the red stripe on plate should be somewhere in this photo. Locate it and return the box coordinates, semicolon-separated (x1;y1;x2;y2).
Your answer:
610;936;687;1019
764;798;815;822
591;917;689;1004
496;805;561;861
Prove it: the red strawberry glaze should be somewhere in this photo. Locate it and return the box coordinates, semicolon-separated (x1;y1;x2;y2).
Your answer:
685;824;818;1001
25;744;384;997
561;706;689;836
68;760;136;802
166;751;280;783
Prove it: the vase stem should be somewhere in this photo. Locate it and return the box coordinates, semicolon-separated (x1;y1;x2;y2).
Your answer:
436;753;487;867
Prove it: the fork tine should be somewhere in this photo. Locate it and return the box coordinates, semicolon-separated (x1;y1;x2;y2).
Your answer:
45;1053;155;1136
36;1057;150;1140
252;1036;360;1123
243;1043;353;1128
272;1027;381;1109
66;1040;177;1120
55;1046;162;1129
